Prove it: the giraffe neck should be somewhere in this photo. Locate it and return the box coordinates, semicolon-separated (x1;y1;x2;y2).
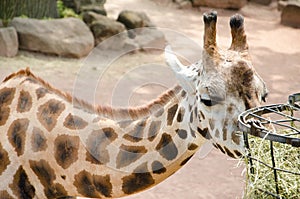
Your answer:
0;70;206;198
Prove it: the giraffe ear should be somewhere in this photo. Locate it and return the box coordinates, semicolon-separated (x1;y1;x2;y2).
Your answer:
165;45;196;94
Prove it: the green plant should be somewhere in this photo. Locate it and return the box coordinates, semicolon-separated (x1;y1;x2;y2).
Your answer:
15;0;58;19
57;0;80;18
0;0;59;26
0;0;17;27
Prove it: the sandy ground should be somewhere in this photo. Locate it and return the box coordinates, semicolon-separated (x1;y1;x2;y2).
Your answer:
0;0;300;198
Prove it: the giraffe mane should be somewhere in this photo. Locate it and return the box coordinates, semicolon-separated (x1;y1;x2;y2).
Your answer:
3;68;182;120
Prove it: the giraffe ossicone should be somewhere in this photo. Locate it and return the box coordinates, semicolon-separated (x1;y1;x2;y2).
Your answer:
0;11;267;198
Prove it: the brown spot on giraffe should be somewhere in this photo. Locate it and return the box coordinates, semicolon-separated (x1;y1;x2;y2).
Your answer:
176;129;188;139
181;90;187;98
167;104;178;125
190;127;196;138
190;111;193;123
9;166;35;199
86;128;117;165
215;129;220;138
123;120;146;142
122;163;155;194
180;154;194;166
8;118;29;156
0;190;14;199
45;183;68;199
17;90;32;113
227;103;234;114
151;161;167;174
199;111;205;120
0;87;15;126
147;121;161;141
188;143;198;151
74;170;112;198
197;127;211;140
224;146;235;158
234;150;242;157
156;133;178;161
231;132;241;145
54;135;80;169
176;107;185;123
223;127;228;141
37;99;65;132
36;87;48;99
116;144;147;169
215;143;226;154
31;127;47;152
63;113;88;130
117;120;132;128
0;87;15;106
0;142;10;176
29;159;68;198
193;106;198;118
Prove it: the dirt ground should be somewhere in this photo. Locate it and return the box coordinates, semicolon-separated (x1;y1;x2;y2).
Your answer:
0;0;300;198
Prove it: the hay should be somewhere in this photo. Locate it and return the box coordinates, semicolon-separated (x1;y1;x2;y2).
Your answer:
244;128;300;198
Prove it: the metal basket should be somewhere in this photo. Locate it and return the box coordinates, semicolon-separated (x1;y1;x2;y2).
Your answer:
239;93;300;198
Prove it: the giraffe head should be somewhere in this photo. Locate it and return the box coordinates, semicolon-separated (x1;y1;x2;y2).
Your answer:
165;11;268;157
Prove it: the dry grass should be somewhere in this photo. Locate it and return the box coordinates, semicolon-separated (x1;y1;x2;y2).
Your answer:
244;128;300;198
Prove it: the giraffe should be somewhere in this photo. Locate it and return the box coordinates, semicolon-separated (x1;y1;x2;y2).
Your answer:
0;11;267;199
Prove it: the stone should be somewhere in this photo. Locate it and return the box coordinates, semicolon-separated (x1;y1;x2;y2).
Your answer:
278;0;288;11
84;12;126;46
249;0;272;6
117;10;154;29
0;27;18;57
11;17;94;58
191;0;247;9
80;4;107;16
281;1;300;28
80;0;106;5
83;11;107;25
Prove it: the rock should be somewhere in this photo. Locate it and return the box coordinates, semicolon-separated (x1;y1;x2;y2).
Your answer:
84;12;126;46
249;0;272;5
80;0;106;5
11;17;94;58
0;27;18;57
281;1;300;28
83;11;107;25
80;4;107;16
117;10;154;29
278;0;288;11
191;0;247;9
83;11;164;50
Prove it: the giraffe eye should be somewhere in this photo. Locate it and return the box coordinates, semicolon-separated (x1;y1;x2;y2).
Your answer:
200;93;222;107
200;97;220;106
200;98;213;106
